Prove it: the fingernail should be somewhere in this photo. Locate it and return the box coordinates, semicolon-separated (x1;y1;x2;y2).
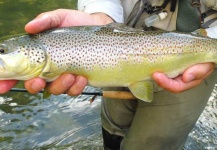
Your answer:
186;74;195;82
26;18;42;26
27;19;36;24
61;75;74;87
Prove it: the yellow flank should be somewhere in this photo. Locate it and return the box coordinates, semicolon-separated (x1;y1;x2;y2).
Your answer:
0;23;217;101
71;51;217;88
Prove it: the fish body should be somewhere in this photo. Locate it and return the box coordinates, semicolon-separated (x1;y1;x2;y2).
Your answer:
0;23;217;102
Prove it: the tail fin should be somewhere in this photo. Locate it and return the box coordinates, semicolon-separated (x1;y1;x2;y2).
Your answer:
205;26;217;39
191;28;208;37
192;26;217;39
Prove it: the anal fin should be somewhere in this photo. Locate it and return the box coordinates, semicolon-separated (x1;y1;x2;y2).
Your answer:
128;81;154;102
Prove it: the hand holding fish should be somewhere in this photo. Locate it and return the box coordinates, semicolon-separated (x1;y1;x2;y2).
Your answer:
153;63;215;93
0;9;113;95
0;9;215;97
24;9;113;95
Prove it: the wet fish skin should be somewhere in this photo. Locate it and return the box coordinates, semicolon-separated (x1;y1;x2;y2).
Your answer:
0;23;216;102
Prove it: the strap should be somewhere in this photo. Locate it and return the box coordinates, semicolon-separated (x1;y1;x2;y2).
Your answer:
170;0;178;11
201;9;217;28
202;18;217;28
161;0;177;12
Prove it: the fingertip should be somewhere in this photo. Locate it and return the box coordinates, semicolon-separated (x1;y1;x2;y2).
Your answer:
66;76;88;96
0;80;18;94
76;76;88;86
25;11;55;34
152;72;179;92
46;74;75;95
25;20;36;34
152;72;165;85
25;18;48;34
182;63;215;82
24;78;46;94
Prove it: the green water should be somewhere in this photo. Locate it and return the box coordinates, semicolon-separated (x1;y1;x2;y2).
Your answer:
0;0;76;36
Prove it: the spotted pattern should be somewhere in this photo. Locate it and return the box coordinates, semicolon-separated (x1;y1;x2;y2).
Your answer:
4;36;46;66
1;23;216;83
34;24;216;73
0;34;47;80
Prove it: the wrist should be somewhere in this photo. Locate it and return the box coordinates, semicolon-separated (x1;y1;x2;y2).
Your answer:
90;13;114;25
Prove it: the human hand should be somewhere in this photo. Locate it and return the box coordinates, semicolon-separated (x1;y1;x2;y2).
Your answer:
24;9;114;34
0;9;113;95
152;63;215;93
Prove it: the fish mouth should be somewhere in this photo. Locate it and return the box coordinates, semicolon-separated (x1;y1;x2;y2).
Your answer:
0;58;5;70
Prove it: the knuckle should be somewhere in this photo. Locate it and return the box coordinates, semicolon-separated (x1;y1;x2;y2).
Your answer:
48;89;62;95
47;85;65;95
66;90;81;96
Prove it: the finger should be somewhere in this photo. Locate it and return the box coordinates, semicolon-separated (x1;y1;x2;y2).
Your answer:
25;9;113;34
46;74;75;95
153;72;202;93
183;63;215;82
24;78;46;94
66;76;88;96
0;80;18;94
25;9;68;34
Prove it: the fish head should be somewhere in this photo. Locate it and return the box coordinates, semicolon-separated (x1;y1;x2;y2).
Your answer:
0;34;46;80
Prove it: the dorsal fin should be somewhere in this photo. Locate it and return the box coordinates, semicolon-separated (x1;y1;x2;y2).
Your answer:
107;23;144;33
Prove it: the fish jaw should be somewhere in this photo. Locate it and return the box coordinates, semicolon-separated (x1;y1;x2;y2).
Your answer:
0;35;47;80
0;54;28;79
0;54;44;80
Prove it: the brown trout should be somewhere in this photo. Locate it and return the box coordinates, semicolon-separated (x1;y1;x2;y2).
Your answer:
0;23;216;102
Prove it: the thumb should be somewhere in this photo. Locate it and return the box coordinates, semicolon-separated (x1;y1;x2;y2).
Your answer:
25;9;68;34
182;63;215;83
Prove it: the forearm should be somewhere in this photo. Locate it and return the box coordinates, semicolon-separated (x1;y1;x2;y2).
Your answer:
77;0;124;23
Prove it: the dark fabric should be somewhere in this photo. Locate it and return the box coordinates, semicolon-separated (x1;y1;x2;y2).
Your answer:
176;0;201;32
125;0;151;27
102;127;123;150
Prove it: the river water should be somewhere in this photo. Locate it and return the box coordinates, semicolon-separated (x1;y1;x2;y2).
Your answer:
0;0;216;149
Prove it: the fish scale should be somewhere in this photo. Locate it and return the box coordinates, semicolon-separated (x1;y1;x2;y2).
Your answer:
0;23;216;102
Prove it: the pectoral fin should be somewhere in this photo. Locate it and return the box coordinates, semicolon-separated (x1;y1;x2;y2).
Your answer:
128;81;153;102
43;87;51;99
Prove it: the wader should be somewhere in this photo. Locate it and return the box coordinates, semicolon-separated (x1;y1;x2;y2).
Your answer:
101;0;217;149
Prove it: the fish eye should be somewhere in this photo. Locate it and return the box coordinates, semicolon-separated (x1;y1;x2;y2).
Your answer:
0;48;5;53
0;44;8;54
